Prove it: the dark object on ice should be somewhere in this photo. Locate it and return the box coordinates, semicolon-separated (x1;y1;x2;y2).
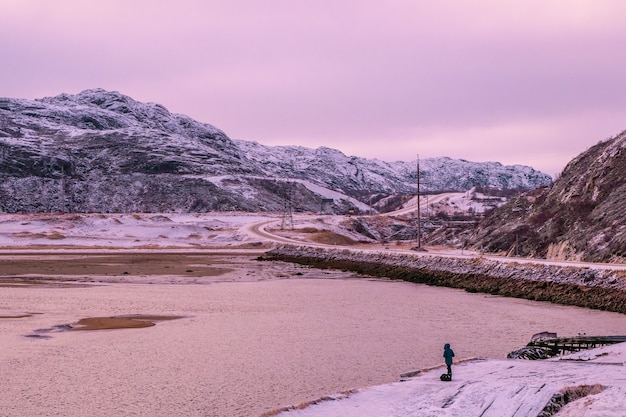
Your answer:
25;334;52;339
443;343;455;376
440;373;452;381
399;370;421;381
537;384;605;417
508;334;626;359
507;346;556;360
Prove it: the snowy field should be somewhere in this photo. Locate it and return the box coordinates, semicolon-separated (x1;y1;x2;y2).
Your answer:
0;189;506;250
0;212;278;248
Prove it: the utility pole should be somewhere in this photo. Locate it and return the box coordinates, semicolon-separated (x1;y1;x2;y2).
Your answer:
369;182;373;215
416;153;421;249
60;163;66;213
280;181;294;230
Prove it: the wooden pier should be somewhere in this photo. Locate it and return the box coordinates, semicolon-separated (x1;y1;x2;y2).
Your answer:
527;335;626;355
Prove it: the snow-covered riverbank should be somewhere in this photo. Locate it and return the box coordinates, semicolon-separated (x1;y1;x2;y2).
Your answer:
273;342;626;417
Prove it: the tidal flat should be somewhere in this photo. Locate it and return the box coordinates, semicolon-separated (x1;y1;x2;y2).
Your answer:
1;252;625;417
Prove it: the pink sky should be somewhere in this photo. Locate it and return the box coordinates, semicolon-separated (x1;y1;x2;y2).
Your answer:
2;1;625;176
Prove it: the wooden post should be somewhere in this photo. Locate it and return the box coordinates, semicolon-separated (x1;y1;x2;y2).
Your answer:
416;153;421;249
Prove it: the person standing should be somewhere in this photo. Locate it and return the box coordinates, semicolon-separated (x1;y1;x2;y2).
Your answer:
443;343;455;377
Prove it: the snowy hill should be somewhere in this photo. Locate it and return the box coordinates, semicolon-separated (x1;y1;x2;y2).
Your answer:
235;140;552;195
0;89;551;213
469;131;626;262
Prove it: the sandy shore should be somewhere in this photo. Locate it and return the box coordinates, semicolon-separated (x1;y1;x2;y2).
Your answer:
71;315;184;330
0;251;246;278
0;250;290;334
0;250;304;287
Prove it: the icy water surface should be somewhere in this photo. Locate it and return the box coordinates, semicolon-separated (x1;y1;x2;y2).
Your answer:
1;259;626;417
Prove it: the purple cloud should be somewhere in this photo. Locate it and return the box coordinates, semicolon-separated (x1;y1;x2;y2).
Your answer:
2;0;625;176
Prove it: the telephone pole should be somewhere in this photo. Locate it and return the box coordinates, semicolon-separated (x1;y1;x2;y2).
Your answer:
280;181;294;230
416;153;421;249
60;163;66;213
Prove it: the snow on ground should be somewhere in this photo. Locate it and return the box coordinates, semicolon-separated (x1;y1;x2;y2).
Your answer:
0;212;277;248
0;189;505;250
276;342;626;417
0;212;373;250
197;174;372;212
290;179;372;212
391;189;506;218
3;212;625;275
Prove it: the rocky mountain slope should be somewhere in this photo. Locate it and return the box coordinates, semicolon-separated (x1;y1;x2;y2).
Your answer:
0;89;551;213
469;131;626;262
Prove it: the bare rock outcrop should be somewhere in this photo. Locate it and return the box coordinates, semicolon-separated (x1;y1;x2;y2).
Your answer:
468;131;626;263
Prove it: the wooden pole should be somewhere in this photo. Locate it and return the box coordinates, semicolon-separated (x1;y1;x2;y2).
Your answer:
417;153;421;249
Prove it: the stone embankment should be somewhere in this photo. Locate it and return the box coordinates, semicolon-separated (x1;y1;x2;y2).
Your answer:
265;246;626;314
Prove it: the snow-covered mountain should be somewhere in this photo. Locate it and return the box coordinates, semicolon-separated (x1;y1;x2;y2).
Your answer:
0;89;551;213
235;140;551;194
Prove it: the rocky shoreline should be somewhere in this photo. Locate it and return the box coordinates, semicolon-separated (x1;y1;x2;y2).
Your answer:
265;246;626;314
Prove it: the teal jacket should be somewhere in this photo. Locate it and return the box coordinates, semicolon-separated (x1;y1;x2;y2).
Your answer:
443;343;455;365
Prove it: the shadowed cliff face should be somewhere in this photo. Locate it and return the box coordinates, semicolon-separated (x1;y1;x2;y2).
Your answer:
0;89;551;214
469;131;626;262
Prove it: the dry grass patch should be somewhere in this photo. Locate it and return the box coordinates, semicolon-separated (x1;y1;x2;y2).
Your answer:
234;241;271;249
47;231;66;240
539;384;605;417
12;231;46;239
310;231;357;246
11;231;65;240
260;389;358;417
298;227;320;233
0;253;236;277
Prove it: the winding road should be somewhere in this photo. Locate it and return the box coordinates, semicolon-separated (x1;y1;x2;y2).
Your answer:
243;214;626;272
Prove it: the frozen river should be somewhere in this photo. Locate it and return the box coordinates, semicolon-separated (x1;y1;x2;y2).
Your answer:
1;255;625;417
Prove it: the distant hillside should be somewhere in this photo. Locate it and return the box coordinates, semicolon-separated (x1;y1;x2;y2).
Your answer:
0;89;551;213
469;131;626;262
